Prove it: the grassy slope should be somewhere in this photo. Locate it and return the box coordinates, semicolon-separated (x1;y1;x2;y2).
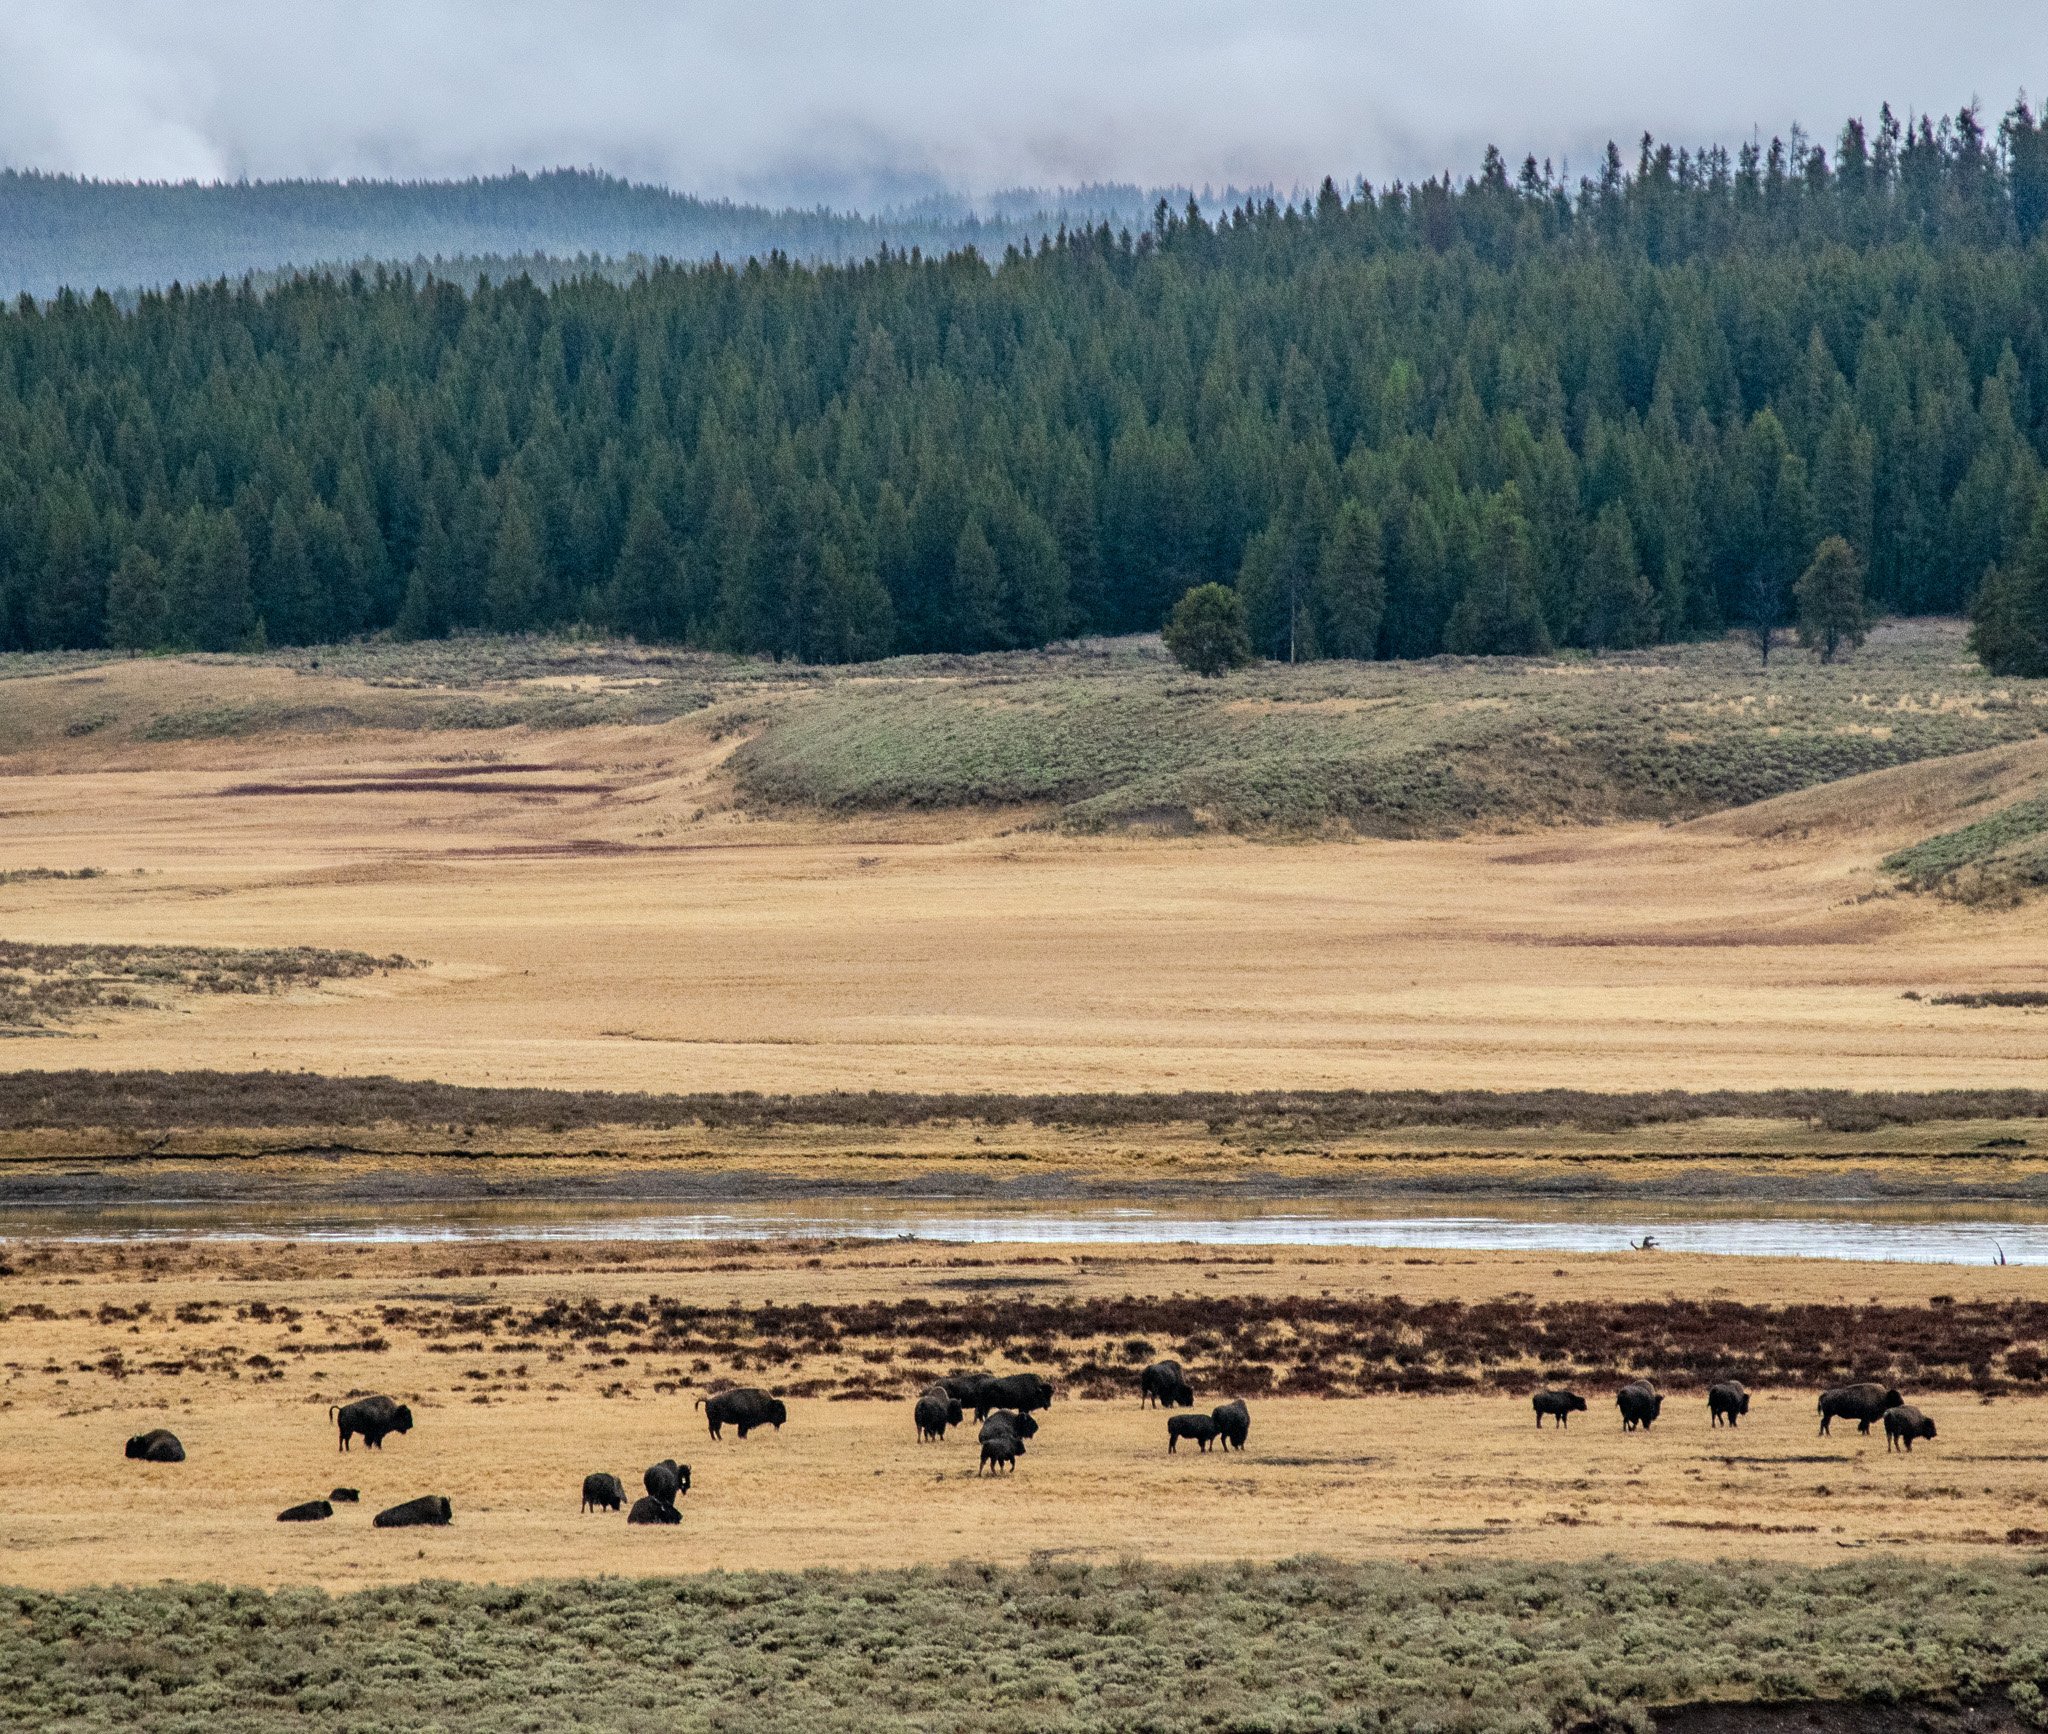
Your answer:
4;1559;2046;1732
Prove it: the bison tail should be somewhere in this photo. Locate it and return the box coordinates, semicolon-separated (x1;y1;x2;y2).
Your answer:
692;1397;705;1410
327;1404;338;1420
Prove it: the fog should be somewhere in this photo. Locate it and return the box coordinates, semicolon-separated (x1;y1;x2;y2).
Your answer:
3;1;2043;206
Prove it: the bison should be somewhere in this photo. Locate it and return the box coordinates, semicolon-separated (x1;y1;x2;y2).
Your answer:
972;1373;1054;1421
329;1487;359;1503
915;1385;964;1442
941;1371;998;1412
372;1495;451;1528
332;1395;413;1452
1884;1406;1937;1452
1708;1382;1751;1427
1211;1399;1250;1452
696;1388;786;1441
1167;1414;1219;1454
643;1460;691;1504
1140;1360;1195;1408
124;1428;185;1463
978;1411;1030;1475
979;1410;1038;1445
1532;1390;1587;1429
277;1500;333;1523
1818;1383;1904;1436
627;1495;682;1524
1616;1381;1664;1431
581;1472;627;1513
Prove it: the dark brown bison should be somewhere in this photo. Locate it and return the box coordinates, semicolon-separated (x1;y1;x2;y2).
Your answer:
972;1373;1053;1421
1708;1382;1750;1427
642;1460;690;1504
1819;1384;1904;1436
124;1428;185;1462
1884;1406;1937;1452
1532;1390;1587;1428
978;1412;1028;1475
1167;1414;1219;1453
1616;1381;1663;1431
627;1495;682;1524
1140;1361;1194;1408
332;1395;413;1452
581;1472;626;1513
1211;1399;1250;1451
979;1410;1037;1444
329;1487;359;1503
372;1495;450;1528
696;1388;786;1441
941;1371;998;1412
915;1385;965;1442
277;1500;333;1522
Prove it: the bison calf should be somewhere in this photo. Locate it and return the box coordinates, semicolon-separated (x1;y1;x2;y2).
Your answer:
329;1487;360;1503
1884;1406;1937;1452
372;1495;451;1529
124;1428;185;1463
277;1500;333;1523
1532;1390;1586;1428
1167;1414;1219;1454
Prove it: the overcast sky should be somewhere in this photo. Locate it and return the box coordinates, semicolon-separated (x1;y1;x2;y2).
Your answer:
3;2;2044;207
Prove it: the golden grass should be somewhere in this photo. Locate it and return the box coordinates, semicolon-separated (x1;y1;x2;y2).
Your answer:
4;1239;2045;1590
1;661;2047;1098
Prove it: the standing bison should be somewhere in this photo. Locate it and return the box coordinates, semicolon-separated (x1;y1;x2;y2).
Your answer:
1532;1390;1587;1429
1818;1384;1904;1436
1708;1383;1750;1427
1140;1361;1195;1408
581;1473;626;1513
1616;1381;1664;1431
124;1428;185;1462
915;1385;965;1442
978;1412;1028;1476
696;1388;787;1441
643;1460;691;1504
1211;1399;1250;1451
1884;1406;1937;1452
332;1395;413;1452
971;1374;1054;1422
941;1371;998;1413
1167;1414;1219;1454
372;1495;451;1528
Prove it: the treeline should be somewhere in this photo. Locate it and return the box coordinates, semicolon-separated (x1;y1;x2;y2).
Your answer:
5;102;2048;664
0;167;1148;301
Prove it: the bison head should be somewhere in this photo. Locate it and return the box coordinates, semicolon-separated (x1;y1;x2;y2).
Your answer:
392;1404;415;1434
767;1399;787;1428
1563;1393;1588;1413
675;1464;692;1495
1882;1389;1904;1411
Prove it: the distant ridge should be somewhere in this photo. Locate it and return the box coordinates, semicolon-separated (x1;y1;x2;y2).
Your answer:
0;166;1174;299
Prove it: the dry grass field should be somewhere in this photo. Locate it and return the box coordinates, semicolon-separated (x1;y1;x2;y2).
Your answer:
2;639;2047;1100
5;1238;2046;1592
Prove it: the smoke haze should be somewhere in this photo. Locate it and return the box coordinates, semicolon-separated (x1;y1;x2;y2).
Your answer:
3;2;2043;205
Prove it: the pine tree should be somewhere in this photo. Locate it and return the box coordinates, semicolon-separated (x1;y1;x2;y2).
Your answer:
485;485;545;631
610;496;681;642
1794;535;1868;661
169;509;256;651
1163;583;1252;676
1445;485;1552;656
1576;504;1656;650
950;516;1006;650
105;547;166;651
1313;499;1385;659
1971;493;2048;677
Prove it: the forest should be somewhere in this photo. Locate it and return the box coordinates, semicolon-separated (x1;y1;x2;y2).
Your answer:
4;101;2048;667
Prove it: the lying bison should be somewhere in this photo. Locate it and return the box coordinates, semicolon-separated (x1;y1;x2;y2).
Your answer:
1884;1406;1937;1452
1167;1414;1219;1454
1211;1399;1250;1452
1532;1390;1587;1429
628;1495;682;1524
1818;1383;1903;1437
697;1388;786;1441
972;1373;1054;1421
915;1384;964;1442
1140;1360;1194;1409
372;1495;451;1528
333;1395;413;1452
1616;1381;1664;1431
1708;1382;1751;1427
277;1500;333;1523
581;1472;626;1513
124;1428;185;1463
329;1487;359;1503
643;1460;691;1504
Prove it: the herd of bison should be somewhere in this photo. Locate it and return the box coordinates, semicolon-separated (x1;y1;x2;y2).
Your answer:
118;1359;1943;1532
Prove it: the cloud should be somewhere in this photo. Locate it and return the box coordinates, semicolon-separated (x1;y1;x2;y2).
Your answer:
3;1;2042;204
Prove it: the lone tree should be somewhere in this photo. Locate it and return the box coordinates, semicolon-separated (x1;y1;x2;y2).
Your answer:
1794;535;1868;662
1163;582;1253;676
